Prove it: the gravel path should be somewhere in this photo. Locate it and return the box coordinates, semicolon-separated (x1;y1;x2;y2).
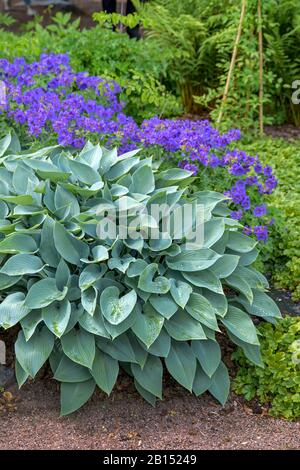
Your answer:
0;378;299;450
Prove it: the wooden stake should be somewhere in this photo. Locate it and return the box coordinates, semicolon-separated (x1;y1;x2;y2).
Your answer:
217;0;247;125
258;0;264;136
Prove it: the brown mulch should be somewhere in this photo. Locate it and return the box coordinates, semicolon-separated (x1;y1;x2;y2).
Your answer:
0;377;299;450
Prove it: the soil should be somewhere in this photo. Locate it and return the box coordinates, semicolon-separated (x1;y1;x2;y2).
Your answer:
0;377;299;450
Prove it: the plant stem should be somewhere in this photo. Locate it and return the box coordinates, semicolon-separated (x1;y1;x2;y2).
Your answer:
258;0;264;136
217;0;247;126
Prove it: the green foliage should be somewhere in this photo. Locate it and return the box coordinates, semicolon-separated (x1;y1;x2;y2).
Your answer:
95;0;300;127
0;13;180;122
233;316;300;420
240;137;300;299
0;134;280;415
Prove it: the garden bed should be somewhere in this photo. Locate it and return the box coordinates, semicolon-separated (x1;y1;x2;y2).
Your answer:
0;376;299;450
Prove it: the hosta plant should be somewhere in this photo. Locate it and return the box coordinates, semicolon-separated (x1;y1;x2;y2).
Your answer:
0;134;281;415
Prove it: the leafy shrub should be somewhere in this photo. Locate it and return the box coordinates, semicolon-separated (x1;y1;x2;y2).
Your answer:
233;316;300;420
0;13;180;122
0;134;280;415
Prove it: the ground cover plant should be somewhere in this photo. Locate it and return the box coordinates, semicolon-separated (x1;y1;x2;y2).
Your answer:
233;316;300;420
0;134;280;415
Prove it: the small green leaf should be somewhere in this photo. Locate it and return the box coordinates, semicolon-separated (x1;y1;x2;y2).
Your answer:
15;327;54;378
25;278;68;309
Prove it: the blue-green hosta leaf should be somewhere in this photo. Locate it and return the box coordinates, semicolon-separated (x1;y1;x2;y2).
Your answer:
238;247;259;266
54;221;89;265
0;194;34;205
127;259;148;278
24;159;71;182
191;339;221;377
222;306;259;345
42;298;71;338
54;355;92;383
40;217;60;267
64;303;84;334
99;147;118;175
78;143;102;170
0;233;37;254
15;327;54;378
236;289;281;319
0;254;45;276
96;334;137;363
225;273;253;304
134;380;156;406
127;332;148;368
68;159;100;185
203;218;225;248
61;327;95;369
79;264;106;291
82;286;98;316
182;270;223;294
137;328;171;358
138;263;170;294
149;293;178;319
132;356;163;399
25;278;68;309
54;184;80;219
166;249;221;272
55;258;70;291
208;361;230;406
131;305;164;348
20;310;43;341
156;168;193;186
185;293;220;331
130;164;155;194
60;379;96;416
227;331;263;367
164;309;207;341
81;245;109;264
195;191;229;212
227;231;257;253
210;254;240;279
0;272;21;290
203;290;228;317
233;266;269;290
100;286;137;325
103;304;138;339
0;292;31;329
165;341;197;392
79;308;110;338
15;359;29;388
192;365;211;396
91;349;119;395
0;133;12;157
105;157;140;180
169;278;192;309
108;255;134;274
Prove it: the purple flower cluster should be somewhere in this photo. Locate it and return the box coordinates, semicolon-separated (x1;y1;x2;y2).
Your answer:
0;53;134;147
0;54;277;242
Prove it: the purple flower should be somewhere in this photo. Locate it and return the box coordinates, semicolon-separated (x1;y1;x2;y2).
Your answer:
243;226;253;236
254;225;268;241
231;210;243;220
253;204;267;217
